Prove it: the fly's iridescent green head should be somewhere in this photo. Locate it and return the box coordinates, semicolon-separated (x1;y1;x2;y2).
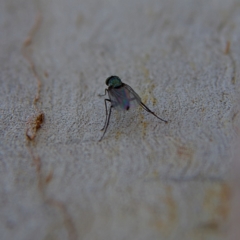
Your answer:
105;76;123;88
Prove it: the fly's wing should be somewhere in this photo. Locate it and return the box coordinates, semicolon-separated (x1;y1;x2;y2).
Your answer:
108;84;142;110
125;84;168;123
123;84;142;106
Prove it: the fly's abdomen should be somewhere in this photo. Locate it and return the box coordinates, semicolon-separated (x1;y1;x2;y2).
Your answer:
122;99;130;110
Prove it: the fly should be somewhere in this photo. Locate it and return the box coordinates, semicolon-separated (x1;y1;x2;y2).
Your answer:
99;76;167;141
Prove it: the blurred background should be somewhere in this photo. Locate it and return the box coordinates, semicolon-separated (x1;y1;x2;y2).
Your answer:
0;0;240;239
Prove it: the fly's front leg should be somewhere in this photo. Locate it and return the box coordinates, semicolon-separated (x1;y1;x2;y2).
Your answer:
101;99;111;131
98;89;108;97
99;104;113;141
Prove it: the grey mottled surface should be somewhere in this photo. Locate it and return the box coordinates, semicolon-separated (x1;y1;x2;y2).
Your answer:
1;0;240;239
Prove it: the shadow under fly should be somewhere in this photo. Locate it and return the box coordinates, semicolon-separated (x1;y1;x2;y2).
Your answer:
98;76;168;141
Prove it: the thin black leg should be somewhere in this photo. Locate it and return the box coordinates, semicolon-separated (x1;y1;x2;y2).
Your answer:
140;102;168;123
98;89;108;97
99;104;113;141
101;99;111;131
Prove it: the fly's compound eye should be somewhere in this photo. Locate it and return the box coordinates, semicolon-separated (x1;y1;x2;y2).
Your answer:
105;76;122;88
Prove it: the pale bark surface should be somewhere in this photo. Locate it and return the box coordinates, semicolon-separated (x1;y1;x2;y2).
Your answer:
1;0;240;239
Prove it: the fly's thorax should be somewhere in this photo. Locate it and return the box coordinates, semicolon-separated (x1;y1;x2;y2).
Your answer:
105;76;123;88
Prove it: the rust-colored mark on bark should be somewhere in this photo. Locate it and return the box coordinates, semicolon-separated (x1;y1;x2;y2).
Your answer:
224;41;230;55
44;71;49;78
217;183;231;220
223;40;237;85
150;185;177;234
33;155;44;191
198;183;231;235
22;13;42;110
23;13;45;139
114;130;121;140
45;170;53;184
23;14;77;240
26;112;44;140
26;147;43;191
33;154;42;174
164;186;177;225
46;199;78;240
23;13;41;47
141;63;157;106
152;97;157;106
199;220;219;231
177;145;193;161
203;182;231;230
27;148;78;239
76;13;84;28
142;121;148;138
26;145;78;240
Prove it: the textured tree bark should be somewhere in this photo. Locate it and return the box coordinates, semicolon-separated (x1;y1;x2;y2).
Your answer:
1;0;240;239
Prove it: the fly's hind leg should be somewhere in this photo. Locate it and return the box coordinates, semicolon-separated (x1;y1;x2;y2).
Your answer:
140;102;168;123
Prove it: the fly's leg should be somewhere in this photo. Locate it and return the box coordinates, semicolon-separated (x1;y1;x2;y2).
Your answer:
99;103;113;141
101;99;111;131
140;102;168;123
98;89;108;97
